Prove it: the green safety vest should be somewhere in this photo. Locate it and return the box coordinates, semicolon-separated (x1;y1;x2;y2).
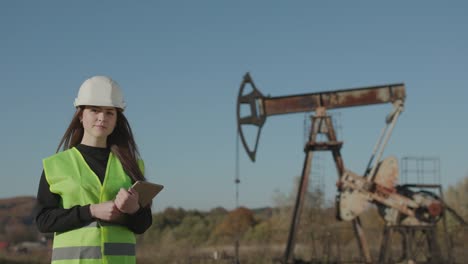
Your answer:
43;147;143;264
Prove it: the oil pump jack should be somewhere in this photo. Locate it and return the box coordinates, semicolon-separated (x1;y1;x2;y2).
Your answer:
236;73;454;263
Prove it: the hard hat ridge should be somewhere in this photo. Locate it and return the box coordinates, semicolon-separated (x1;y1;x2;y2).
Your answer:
74;75;126;110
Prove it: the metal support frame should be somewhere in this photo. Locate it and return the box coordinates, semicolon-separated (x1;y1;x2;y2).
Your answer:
378;184;456;264
283;108;371;264
379;225;443;264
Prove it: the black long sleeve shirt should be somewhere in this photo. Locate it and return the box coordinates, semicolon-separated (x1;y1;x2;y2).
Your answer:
35;144;152;234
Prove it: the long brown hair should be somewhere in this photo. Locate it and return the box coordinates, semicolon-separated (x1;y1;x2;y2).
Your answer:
56;107;145;182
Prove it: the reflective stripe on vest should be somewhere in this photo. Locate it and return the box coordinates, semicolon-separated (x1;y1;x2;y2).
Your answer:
52;243;135;261
43;148;143;264
52;246;101;261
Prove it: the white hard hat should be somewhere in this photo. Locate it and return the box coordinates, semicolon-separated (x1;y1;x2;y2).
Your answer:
74;76;126;110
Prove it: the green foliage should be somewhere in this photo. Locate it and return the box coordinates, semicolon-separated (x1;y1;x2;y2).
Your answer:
445;176;468;219
213;207;256;238
243;220;272;242
173;214;209;244
161;207;186;227
443;175;468;250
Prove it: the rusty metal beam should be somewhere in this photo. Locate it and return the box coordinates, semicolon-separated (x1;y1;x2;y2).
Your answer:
263;84;406;116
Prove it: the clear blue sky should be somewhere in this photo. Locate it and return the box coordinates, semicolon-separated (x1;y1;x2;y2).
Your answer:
1;1;467;212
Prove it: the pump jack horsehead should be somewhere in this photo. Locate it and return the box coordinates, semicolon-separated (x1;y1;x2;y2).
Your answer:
236;73;446;264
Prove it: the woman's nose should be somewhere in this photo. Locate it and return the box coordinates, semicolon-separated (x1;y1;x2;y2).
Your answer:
97;112;105;121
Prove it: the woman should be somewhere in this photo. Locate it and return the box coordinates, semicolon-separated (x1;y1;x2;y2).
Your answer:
35;76;152;264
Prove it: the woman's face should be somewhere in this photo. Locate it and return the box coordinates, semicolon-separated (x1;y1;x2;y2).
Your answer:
80;106;117;142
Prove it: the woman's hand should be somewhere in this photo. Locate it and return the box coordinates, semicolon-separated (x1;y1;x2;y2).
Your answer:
90;201;125;222
114;188;140;214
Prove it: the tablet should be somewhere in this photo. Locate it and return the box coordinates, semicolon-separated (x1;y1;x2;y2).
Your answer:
130;181;164;207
